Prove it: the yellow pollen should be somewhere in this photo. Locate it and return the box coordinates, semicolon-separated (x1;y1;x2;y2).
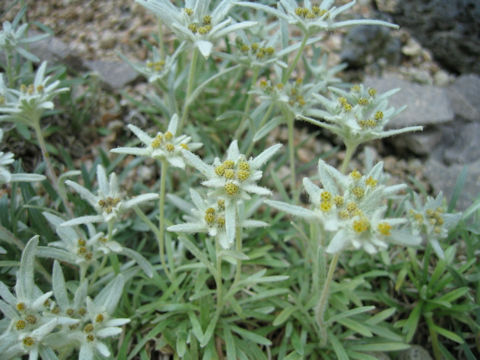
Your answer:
180;143;189;150
26;315;37;324
52;306;60;314
203;15;211;25
343;103;352;111
312;5;320;15
368;88;377;97
237;160;250;171
260;79;268;88
339;209;350;219
353;219;369;233
276;83;284;90
99;237;108;243
206;207;215;214
66;308;75;316
23;337;35;347
217;199;225;209
151;136;162;149
256;49;265;59
36;85;44;93
16;320;26;330
198;26;211;35
164;131;173;141
78;238;86;246
251;43;259;52
306;10;315;19
377;222;392;236
84;323;94;333
166;143;175;152
365;177;377;187
77;246;87;255
366;119;377;127
434;226;442;234
265;47;274;55
321;191;332;202
351;85;360;92
204;212;215;226
184;8;193;16
346;202;357;213
85;252;93;260
334;195;344;206
297;96;306;106
350;170;362;180
16;303;26;311
188;23;197;33
320;201;332;212
217;217;225;227
338;97;348;105
27;84;34;94
86;334;95;342
20;84;27;92
240;44;249;52
237;170;250;181
358;97;369;105
375;111;384;121
96;314;104;323
224;182;239;196
223;160;235;169
215;165;225;176
224;169;235;179
358;119;368;128
78;308;87;316
352;186;365;199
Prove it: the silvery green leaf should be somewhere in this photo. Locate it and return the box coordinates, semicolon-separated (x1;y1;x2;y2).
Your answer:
196;40;213;58
61;215;104;227
265;200;316;219
97;327;123;338
253;116;282;142
0;299;17;319
36;246;77;264
52;261;69;309
17;235;39;300
10;173;46;182
94;274;125;314
0;281;16;305
121;247;153;278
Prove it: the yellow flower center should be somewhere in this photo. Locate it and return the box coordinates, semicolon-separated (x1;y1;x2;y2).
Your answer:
16;319;26;330
320;201;332;212
350;170;362;180
215;164;225;176
84;323;94;333
223;160;235;169
365;176;377;187
16;302;26;311
377;222;392;236
224;182;239;196
375;111;384;121
368;88;377;97
353;219;370;233
334;195;344;206
96;314;104;323
26;315;37;324
352;186;365;199
237;170;250;182
321;191;332;202
165;143;175;152
224;169;235;179
23;337;35;347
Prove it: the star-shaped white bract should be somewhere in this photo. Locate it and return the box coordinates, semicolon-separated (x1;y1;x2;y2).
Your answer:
237;0;397;36
111;114;202;169
267;160;421;254
182;140;281;246
136;0;257;58
62;165;158;226
406;193;461;259
167;189;268;249
0;62;69;127
302;84;423;148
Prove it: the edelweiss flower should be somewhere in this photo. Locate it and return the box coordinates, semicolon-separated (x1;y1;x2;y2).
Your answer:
237;0;397;36
167;188;268;249
183;140;281;246
406;193;461;259
0;129;46;184
301;84;423;148
0;62;69;126
123;42;186;83
62;165;158;226
111;114;202;169
267;160;421;254
0;11;50;62
136;0;257;58
0;237;77;360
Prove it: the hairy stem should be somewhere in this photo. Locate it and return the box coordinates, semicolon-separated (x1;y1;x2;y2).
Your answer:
315;252;339;346
32;119;73;217
340;142;358;174
286;110;297;194
245;102;275;156
283;33;309;82
158;159;171;280
179;47;199;133
235;67;259;140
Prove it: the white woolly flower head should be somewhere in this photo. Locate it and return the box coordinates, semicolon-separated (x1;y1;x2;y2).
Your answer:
302;84;423;148
111;114;202;169
62;165;158;226
267;159;421;254
136;0;257;58
406;192;462;259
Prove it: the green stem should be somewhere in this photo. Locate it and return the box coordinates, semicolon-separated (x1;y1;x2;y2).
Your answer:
179;47;199;133
283;33;309;83
340;142;358;174
5;51;15;88
158;159;171;280
215;239;223;310
233;219;242;285
426;316;442;360
32;119;73;217
235;67;259;140
315;253;339;347
286;110;297;195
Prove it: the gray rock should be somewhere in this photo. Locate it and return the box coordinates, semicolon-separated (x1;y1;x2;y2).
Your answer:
376;0;480;74
341;24;402;69
425;158;480;211
84;60;139;90
365;74;455;128
437;122;480;165
28;32;85;71
398;345;432;360
447;74;480;122
392;129;442;156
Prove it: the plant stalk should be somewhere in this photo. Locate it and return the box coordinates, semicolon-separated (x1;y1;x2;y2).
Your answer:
235;66;259;140
158;159;171;280
283;33;309;82
179;47;199;133
315;252;339;346
340;142;357;174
